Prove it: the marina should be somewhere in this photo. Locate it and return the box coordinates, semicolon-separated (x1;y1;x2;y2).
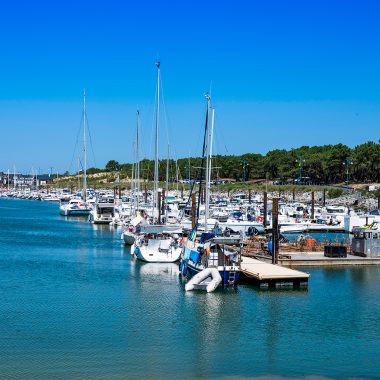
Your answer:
1;197;380;379
1;2;380;378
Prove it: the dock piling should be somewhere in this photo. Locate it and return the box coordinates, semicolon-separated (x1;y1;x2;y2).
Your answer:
263;191;267;228
272;197;279;264
191;193;196;229
158;191;162;224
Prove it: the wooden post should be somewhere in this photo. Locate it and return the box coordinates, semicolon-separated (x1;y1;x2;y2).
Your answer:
248;189;252;203
263;191;267;228
272;197;279;264
144;181;148;203
157;191;162;224
311;191;315;219
191;193;196;229
323;188;326;207
161;189;166;221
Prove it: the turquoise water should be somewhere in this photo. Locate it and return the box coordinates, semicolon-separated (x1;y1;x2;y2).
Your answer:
283;232;349;243
0;198;379;379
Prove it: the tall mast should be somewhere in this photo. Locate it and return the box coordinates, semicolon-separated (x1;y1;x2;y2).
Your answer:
136;110;140;210
132;142;135;210
204;94;211;231
175;160;179;192
207;107;215;207
153;61;160;220
196;95;209;228
77;158;80;191
7;169;9;191
83;89;87;202
166;144;169;195
13;165;16;190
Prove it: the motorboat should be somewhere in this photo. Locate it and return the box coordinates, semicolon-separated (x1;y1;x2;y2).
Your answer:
89;196;115;224
59;197;91;216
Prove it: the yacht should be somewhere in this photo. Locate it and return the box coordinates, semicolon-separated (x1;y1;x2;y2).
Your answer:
89;196;115;224
59;197;91;216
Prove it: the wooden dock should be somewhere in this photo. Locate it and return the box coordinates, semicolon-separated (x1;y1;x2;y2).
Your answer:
240;256;310;288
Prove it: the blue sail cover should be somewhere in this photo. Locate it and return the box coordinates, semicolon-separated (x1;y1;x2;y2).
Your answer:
188;225;197;242
200;232;215;244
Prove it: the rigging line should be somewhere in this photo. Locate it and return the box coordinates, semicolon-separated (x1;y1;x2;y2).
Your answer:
68;113;84;174
159;71;171;148
85;113;97;168
147;76;158;162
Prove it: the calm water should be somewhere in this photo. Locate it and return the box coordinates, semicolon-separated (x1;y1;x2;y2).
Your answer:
0;198;379;380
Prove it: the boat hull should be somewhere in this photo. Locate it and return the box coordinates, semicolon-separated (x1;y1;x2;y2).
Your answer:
134;246;181;263
123;232;136;245
60;208;91;216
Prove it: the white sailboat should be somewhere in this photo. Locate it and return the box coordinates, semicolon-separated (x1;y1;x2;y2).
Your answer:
132;61;182;263
60;90;91;216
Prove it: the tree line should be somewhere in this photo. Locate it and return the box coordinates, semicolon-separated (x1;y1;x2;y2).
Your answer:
85;141;380;184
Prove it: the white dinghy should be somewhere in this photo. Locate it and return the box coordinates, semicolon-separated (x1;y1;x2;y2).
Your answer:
185;267;222;293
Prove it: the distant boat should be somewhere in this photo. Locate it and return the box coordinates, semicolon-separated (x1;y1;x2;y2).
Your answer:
89;195;115;224
59;197;91;216
59;90;91;217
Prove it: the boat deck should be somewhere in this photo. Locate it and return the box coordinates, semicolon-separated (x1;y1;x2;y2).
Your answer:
240;256;310;288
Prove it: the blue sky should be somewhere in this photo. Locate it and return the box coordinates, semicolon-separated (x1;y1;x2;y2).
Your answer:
1;0;379;173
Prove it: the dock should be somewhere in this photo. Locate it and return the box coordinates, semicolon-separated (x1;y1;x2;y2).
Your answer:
277;252;380;267
247;252;380;267
240;256;310;288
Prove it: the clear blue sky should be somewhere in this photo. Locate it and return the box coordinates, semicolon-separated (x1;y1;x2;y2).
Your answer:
1;0;379;173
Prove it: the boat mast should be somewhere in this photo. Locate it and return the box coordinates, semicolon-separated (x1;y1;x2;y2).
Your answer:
196;95;210;228
166;144;169;194
83;89;87;202
153;61;160;221
131;142;135;211
206;107;215;214
175;160;179;192
77;158;80;191
204;95;211;231
136;110;140;211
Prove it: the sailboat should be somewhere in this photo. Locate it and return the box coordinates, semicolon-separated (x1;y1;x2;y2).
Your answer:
132;61;182;263
60;90;91;217
179;94;241;290
122;110;142;245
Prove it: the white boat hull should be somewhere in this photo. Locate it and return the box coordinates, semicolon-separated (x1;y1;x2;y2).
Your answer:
134;245;182;263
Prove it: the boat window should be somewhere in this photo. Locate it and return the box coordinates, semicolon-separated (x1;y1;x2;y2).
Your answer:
373;233;378;239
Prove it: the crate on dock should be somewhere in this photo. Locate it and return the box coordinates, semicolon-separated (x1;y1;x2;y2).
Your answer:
324;245;347;258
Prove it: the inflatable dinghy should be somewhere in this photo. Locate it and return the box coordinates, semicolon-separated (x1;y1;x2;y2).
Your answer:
185;268;222;293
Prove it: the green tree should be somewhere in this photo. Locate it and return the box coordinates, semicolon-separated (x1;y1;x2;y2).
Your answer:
105;160;121;172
